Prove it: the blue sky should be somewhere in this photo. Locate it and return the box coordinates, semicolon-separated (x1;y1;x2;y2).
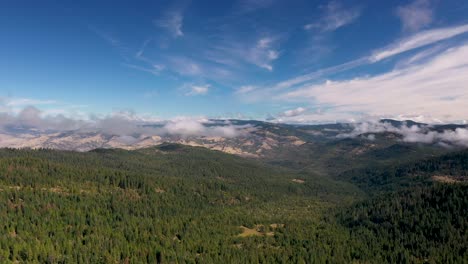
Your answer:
1;0;468;123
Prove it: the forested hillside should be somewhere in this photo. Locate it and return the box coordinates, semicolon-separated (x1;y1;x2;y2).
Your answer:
340;184;468;263
0;145;466;263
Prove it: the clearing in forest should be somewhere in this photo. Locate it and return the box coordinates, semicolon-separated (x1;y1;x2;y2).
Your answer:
237;225;275;237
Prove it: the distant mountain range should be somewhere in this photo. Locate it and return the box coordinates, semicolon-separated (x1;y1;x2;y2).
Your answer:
0;119;466;158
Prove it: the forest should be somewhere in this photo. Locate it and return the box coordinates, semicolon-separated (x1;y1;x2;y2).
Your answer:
0;144;466;263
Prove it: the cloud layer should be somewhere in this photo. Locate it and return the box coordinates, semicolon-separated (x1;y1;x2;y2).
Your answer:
0;106;248;139
339;121;468;147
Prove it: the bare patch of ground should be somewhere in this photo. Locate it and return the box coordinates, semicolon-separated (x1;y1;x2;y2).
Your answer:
432;175;467;184
292;179;305;184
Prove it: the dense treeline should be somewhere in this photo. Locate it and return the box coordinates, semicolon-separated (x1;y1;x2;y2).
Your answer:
0;145;467;263
339;150;468;192
340;184;468;263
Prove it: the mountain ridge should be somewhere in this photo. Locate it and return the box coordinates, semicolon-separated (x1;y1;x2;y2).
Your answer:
0;119;466;157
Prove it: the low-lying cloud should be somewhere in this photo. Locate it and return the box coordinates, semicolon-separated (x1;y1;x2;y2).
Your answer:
0;106;86;132
160;119;243;138
339;121;468;147
0;106;248;139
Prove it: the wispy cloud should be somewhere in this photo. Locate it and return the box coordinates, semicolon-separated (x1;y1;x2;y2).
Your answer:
138;54;235;82
299;2;361;67
395;44;447;68
121;39;166;76
249;37;280;71
123;63;165;76
88;25;138;62
235;85;257;95
184;84;210;96
88;25;121;47
274;57;368;90
304;1;361;32
396;0;434;32
246;23;468;93
278;43;468;123
155;10;184;38
169;56;203;76
205;35;281;71
370;24;468;62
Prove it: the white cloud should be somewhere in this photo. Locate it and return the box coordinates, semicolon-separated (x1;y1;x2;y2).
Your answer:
339;121;468;147
278;44;468;123
155;11;184;38
395;44;447;68
396;0;434;32
235;85;257;94
155;55;235;82
304;1;361;32
0;97;89;122
162;119;205;135
161;119;243;138
0;107;249;140
185;84;210;96
274;58;368;90
0;106;86;131
370;24;468;62
280;107;307;117
249;37;280;71
266;24;468;94
208;36;281;71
